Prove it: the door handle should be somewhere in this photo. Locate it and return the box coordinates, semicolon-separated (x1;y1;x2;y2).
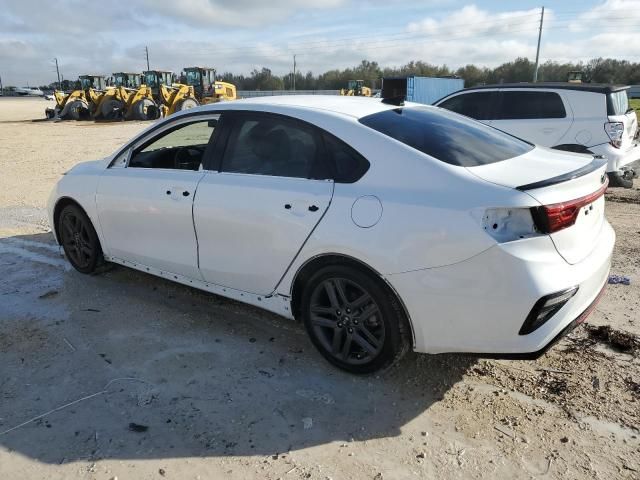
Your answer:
308;205;319;212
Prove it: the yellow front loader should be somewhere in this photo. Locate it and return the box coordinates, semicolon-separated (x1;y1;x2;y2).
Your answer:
141;70;197;117
94;72;160;121
158;83;199;116
182;67;236;104
45;75;106;120
340;79;372;97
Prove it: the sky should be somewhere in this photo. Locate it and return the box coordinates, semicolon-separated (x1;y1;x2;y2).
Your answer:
1;0;639;87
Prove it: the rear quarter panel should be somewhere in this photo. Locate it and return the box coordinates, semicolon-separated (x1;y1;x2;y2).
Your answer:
275;119;544;295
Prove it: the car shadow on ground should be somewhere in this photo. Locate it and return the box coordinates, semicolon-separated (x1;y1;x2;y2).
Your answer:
0;233;477;464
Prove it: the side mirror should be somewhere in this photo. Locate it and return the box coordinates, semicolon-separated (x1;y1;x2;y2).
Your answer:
208;119;218;128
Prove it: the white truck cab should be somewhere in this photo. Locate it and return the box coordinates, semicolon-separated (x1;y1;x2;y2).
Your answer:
435;83;639;187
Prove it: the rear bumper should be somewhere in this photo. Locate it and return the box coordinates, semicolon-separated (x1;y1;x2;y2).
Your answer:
590;142;640;173
386;221;614;355
473;281;607;360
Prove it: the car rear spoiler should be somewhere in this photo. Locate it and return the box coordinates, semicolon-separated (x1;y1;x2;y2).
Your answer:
516;156;608;191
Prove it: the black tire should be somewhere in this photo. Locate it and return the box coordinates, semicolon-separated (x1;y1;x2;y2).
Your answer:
100;99;125;120
608;171;634;188
301;265;411;374
58;204;104;274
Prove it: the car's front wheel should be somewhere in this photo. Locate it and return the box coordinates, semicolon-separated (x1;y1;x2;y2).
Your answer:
301;265;411;374
58;204;104;274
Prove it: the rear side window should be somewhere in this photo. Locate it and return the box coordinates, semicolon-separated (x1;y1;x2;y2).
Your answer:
437;92;495;120
222;115;327;179
359;106;533;167
607;90;629;115
323;134;370;183
498;91;566;119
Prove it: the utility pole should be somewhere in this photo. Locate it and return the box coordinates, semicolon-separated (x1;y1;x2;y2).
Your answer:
292;54;297;91
145;46;150;71
533;6;544;82
54;57;61;89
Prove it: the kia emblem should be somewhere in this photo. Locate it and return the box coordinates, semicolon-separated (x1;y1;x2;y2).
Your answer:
600;174;606;184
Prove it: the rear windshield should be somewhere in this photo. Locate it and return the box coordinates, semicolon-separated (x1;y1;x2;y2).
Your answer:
359;106;533;167
607;90;629;116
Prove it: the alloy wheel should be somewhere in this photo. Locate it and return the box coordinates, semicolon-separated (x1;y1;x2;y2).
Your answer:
60;212;95;269
309;277;385;365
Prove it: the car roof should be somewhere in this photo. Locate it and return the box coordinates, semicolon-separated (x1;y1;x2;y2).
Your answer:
461;82;628;94
200;95;420;119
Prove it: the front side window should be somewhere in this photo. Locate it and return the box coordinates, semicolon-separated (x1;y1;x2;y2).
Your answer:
438;92;495;120
359;106;533;167
498;91;566;119
128;118;218;170
222;116;327;179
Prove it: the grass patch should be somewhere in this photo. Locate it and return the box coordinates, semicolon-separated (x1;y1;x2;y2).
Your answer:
630;98;640;112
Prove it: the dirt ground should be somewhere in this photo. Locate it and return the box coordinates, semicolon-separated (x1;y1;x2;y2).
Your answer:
0;97;638;480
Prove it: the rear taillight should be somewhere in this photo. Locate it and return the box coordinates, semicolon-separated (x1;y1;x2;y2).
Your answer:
604;121;624;148
530;177;608;234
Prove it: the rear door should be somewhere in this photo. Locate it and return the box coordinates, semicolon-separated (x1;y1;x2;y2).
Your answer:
194;112;334;295
491;90;572;146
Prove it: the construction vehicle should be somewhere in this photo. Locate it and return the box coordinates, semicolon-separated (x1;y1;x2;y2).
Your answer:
142;70;174;98
45;75;106;120
340;80;372;97
567;71;587;83
182;67;237;104
94;72;159;121
139;70;198;116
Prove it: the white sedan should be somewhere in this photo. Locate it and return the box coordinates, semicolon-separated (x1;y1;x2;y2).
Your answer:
48;96;614;373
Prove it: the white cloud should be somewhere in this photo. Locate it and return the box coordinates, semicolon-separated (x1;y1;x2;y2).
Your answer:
141;0;346;28
1;1;640;87
568;0;640;32
407;5;545;40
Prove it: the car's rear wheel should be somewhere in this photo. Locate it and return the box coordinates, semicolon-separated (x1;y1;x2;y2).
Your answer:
58;204;104;274
301;265;410;374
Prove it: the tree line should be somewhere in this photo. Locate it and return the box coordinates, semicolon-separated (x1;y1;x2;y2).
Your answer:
218;57;640;91
18;56;640;92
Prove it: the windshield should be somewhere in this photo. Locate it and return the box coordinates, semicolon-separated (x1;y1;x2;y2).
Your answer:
608;90;630;115
359;106;533;167
128;76;141;88
114;75;125;87
79;78;92;89
185;70;201;87
144;73;157;87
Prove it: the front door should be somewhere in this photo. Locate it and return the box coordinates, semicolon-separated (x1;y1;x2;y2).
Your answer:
96;117;219;279
194;112;334;295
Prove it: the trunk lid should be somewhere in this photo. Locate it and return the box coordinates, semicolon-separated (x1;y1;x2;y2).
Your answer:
467;147;608;264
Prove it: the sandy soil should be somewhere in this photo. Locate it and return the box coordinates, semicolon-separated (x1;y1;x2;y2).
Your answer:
0;97;638;480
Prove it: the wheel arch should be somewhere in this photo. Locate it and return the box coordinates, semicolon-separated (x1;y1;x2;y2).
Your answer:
52;196;92;244
288;253;415;347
